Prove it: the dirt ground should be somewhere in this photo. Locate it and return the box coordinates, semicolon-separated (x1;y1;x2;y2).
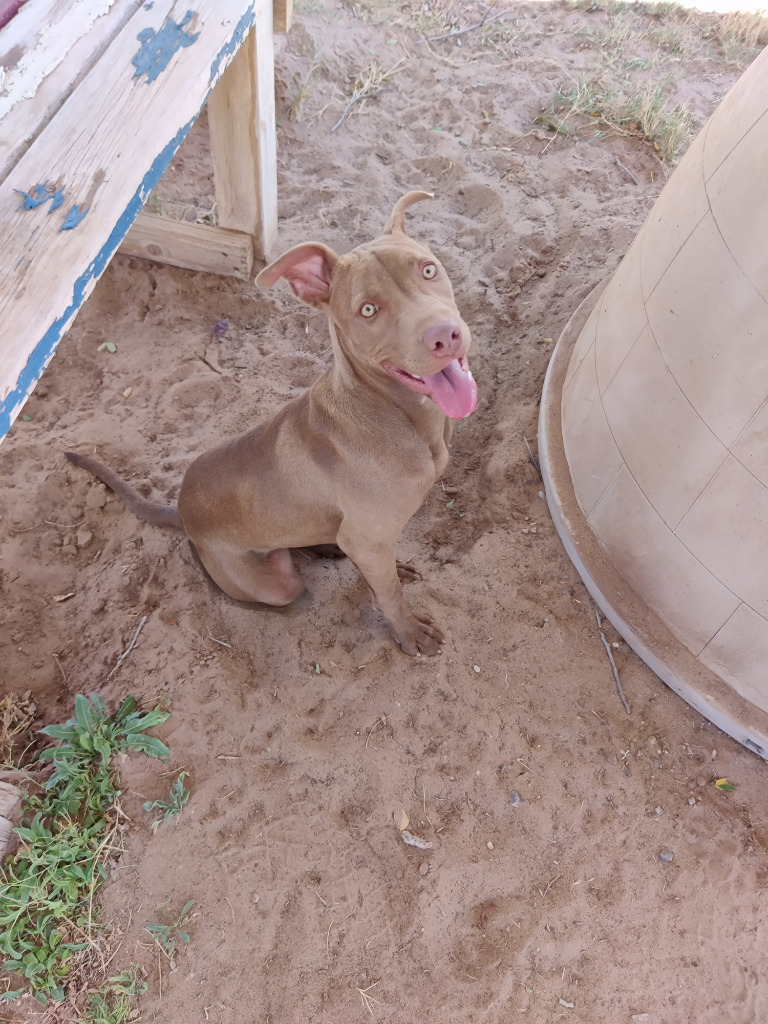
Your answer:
2;1;768;1021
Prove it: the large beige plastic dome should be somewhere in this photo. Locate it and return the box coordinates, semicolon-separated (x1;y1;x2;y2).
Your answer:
540;48;768;758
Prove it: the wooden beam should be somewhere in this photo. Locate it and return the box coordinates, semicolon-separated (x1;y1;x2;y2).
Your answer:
273;0;293;33
206;6;278;262
120;211;254;279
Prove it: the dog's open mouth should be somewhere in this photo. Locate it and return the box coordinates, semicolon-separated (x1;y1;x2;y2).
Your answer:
384;356;478;419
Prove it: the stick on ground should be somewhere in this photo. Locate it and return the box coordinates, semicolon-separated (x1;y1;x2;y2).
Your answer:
599;631;631;715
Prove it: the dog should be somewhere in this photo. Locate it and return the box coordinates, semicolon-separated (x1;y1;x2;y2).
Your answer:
65;191;478;655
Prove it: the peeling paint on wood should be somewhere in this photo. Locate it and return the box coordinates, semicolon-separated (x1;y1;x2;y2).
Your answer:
0;0;117;119
132;9;199;83
208;3;256;85
0;112;196;436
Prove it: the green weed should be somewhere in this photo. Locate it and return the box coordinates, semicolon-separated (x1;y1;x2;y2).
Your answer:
144;771;190;832
79;965;148;1024
0;694;170;1005
145;898;196;968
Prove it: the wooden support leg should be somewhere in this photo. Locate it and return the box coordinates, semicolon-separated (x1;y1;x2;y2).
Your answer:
207;4;278;263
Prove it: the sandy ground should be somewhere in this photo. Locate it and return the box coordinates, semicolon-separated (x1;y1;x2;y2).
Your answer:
2;2;768;1021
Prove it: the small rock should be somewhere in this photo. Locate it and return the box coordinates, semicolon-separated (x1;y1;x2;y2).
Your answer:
530;526;537;534
659;849;674;863
473;665;481;673
487;841;494;850
688;796;696;806
419;861;429;876
509;791;524;807
60;544;77;558
76;528;93;549
655;806;662;815
696;775;707;787
252;894;260;904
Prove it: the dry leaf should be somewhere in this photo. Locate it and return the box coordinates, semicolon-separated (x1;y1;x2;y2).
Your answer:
714;778;737;792
395;809;409;831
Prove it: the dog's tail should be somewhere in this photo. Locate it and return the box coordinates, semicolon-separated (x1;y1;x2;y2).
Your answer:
65;451;184;530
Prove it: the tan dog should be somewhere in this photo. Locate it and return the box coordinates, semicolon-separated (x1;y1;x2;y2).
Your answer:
66;191;478;655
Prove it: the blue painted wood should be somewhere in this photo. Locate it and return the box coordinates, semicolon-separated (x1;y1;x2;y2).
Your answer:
132;9;200;83
0;2;260;441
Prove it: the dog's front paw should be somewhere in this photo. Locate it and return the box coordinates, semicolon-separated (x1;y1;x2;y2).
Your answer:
395;612;444;656
396;560;422;585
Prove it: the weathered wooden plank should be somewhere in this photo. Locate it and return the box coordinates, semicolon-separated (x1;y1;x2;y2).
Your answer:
0;0;270;439
272;0;292;33
207;0;277;261
120;210;254;279
0;0;145;181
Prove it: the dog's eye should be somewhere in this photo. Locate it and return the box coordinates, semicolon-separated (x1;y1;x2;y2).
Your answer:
422;263;438;279
360;303;378;318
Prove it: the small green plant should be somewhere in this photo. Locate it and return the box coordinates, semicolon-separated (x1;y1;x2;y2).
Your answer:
0;694;170;1005
143;771;190;832
145;898;196;967
79;966;148;1024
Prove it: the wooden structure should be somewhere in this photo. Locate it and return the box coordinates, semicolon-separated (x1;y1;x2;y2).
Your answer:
0;0;292;441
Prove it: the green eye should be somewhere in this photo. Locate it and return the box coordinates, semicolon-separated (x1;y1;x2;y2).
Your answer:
422;263;437;279
360;302;378;318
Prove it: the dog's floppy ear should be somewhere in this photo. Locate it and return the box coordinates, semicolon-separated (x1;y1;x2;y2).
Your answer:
384;190;434;235
256;243;339;306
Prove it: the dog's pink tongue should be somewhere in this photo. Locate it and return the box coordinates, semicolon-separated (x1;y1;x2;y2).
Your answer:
424;359;478;419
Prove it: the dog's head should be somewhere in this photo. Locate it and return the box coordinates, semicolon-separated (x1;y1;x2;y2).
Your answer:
256;192;477;420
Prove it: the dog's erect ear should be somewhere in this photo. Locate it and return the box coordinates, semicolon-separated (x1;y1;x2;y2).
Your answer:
256;243;339;306
383;190;434;235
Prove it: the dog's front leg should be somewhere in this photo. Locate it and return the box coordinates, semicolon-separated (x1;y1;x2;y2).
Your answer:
337;528;444;656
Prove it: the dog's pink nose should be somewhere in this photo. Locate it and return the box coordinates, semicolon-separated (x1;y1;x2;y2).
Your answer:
422;320;463;358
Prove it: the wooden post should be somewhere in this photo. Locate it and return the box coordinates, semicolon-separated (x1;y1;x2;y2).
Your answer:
206;1;277;264
273;0;293;32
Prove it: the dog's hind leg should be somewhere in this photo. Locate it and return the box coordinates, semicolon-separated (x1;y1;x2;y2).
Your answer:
193;542;305;605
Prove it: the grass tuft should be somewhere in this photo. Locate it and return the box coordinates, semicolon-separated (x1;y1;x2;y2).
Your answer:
0;694;170;1006
144;771;190;833
79;965;148;1024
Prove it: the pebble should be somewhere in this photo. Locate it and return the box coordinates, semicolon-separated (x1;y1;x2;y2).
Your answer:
76;528;93;549
487;841;494;850
696;775;707;787
509;791;524;807
659;850;674;863
688;796;696;806
473;665;481;673
419;861;429;876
